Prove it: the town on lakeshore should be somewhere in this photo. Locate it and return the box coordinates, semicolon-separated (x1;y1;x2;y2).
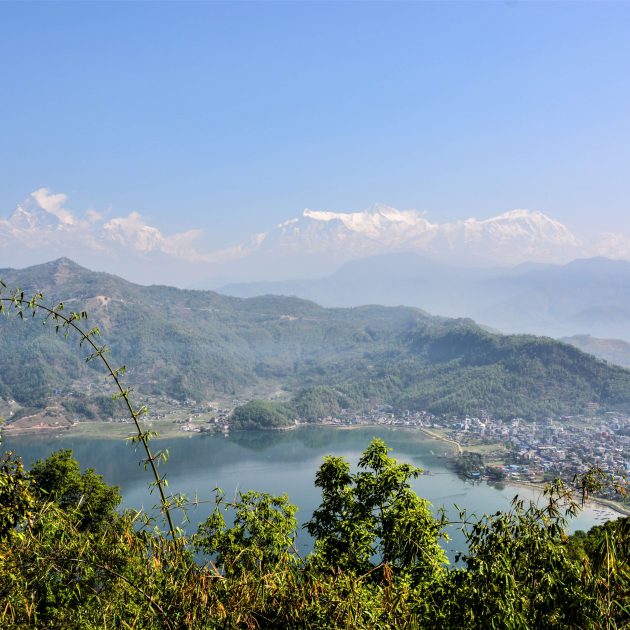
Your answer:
2;392;628;514
300;406;629;511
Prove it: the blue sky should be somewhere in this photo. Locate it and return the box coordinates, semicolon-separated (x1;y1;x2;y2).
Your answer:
2;0;630;248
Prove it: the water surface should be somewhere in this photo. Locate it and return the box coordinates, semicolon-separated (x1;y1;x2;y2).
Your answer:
2;426;618;559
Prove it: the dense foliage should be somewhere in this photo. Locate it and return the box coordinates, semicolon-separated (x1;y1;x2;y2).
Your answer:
0;442;628;629
230;400;294;430
3;258;630;420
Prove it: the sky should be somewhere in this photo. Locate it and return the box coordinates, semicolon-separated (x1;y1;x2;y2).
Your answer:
1;1;630;282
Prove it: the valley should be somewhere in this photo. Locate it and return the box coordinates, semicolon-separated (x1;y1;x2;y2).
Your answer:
1;257;628;514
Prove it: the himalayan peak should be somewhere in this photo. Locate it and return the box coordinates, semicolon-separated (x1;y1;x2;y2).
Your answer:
255;205;582;268
2;189;628;285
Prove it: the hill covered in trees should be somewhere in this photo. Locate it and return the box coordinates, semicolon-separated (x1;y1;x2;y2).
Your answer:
2;257;630;421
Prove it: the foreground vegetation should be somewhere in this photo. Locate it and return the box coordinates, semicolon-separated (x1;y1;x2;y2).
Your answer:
0;440;628;629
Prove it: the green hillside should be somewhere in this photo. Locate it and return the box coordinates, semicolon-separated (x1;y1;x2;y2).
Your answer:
2;258;630;420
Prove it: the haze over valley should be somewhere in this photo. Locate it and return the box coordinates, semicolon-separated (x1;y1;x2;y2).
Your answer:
222;254;630;343
5;191;630;346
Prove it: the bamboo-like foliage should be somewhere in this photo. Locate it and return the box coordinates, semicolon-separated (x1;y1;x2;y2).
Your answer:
0;285;177;538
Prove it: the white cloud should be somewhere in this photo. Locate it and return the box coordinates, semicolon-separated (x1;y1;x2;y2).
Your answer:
30;188;76;226
86;209;103;223
102;211;219;262
103;212;164;252
0;189;227;267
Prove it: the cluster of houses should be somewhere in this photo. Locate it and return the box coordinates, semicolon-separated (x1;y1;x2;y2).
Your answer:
136;396;627;507
439;413;629;503
311;406;629;505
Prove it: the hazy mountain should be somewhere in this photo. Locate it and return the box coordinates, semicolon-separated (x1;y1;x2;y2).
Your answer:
5;190;630;287
220;253;492;314
221;256;630;341
561;335;630;369
207;206;585;281
2;258;630;419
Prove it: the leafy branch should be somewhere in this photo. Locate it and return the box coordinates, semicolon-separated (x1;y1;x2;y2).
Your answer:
0;284;177;539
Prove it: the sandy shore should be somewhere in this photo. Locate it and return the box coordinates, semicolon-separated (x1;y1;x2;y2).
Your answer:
504;479;630;517
417;427;463;454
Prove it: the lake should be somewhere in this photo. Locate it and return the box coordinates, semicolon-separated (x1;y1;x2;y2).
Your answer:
1;425;619;559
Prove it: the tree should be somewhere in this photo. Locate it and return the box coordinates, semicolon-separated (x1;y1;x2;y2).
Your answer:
569;516;630;626
446;482;593;629
29;449;121;531
306;438;448;581
0;452;35;540
194;490;298;577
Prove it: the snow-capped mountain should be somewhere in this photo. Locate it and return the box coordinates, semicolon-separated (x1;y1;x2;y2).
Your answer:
251;205;582;270
419;209;580;263
5;203;61;231
264;204;433;259
0;190;96;255
0;189;214;259
2;188;628;286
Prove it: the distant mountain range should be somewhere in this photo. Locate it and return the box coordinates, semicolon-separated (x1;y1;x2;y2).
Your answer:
199;204;630;282
3;190;630;286
245;206;581;272
1;258;630;420
221;255;630;342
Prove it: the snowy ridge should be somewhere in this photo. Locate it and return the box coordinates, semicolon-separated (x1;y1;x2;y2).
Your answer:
2;188;630;285
259;204;583;267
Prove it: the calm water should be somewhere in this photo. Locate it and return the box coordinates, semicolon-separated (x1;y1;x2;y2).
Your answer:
1;426;619;559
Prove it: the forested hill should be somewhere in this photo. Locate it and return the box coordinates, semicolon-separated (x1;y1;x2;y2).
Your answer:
1;257;630;419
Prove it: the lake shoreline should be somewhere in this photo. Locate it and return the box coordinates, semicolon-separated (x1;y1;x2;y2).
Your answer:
3;420;628;519
411;428;630;519
417;427;463;454
502;478;630;518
